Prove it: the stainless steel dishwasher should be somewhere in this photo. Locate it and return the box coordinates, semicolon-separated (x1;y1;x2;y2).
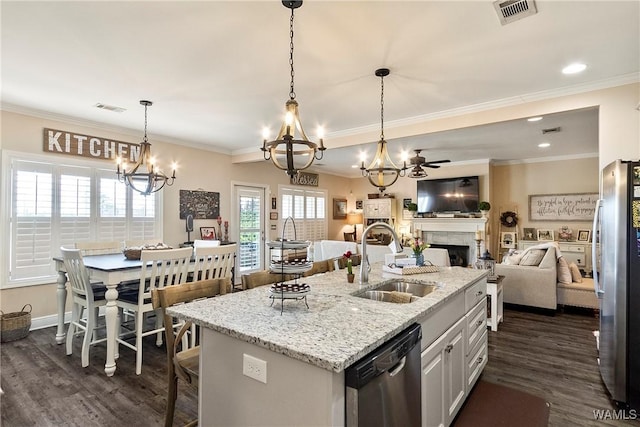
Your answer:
345;323;422;427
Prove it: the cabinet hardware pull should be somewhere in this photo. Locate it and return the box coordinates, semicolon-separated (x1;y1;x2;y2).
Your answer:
477;356;484;364
476;291;483;296
445;344;453;353
476;320;483;326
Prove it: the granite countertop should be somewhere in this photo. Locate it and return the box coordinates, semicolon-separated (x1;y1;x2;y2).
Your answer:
168;264;487;373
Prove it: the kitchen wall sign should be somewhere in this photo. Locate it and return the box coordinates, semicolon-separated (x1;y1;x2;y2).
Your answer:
43;127;139;162
529;193;598;221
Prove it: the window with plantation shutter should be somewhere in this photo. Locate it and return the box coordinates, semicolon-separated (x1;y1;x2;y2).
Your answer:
3;153;163;287
278;186;327;242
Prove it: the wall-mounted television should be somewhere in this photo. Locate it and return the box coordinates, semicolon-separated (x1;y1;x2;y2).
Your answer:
416;176;480;213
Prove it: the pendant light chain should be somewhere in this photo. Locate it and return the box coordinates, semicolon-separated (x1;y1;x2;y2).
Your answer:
289;6;296;100
143;102;149;143
380;73;385;140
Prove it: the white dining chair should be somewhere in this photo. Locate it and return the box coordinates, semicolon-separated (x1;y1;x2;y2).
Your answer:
116;246;193;375
193;239;221;248
193;244;236;282
61;247;109;367
74;241;123;255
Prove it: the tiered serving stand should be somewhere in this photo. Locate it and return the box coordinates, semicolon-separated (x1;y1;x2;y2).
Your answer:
266;217;312;314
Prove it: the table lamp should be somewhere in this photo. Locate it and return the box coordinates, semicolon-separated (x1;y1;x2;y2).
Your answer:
346;212;363;241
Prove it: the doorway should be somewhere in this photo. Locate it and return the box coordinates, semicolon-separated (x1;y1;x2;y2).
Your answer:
232;183;267;279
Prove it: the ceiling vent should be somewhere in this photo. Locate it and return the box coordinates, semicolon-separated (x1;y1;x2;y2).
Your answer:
493;0;537;25
95;103;126;113
542;127;561;135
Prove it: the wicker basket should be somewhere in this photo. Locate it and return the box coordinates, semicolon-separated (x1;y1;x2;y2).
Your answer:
123;248;142;260
1;304;32;342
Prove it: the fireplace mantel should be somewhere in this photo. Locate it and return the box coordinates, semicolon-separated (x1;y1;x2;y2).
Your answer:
412;217;487;233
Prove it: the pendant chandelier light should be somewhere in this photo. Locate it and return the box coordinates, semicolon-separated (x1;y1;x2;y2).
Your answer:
116;100;176;196
360;68;407;192
261;0;325;178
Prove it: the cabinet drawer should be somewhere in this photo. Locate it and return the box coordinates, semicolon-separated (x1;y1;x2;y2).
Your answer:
465;279;487;311
560;244;585;253
466;330;488;391
465;300;487;354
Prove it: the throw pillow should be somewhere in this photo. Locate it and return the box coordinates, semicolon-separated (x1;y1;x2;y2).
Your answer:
557;256;572;284
519;249;546;266
569;262;583;283
502;252;523;265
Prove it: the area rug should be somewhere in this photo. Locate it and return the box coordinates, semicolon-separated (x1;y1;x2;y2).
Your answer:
453;380;550;427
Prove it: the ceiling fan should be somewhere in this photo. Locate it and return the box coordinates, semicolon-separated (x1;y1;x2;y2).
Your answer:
407;149;451;178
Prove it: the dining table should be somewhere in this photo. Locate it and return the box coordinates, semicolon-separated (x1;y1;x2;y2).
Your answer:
53;253;196;376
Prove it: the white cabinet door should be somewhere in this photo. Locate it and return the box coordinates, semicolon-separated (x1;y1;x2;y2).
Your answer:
445;319;466;426
421;332;446;427
421;316;466;427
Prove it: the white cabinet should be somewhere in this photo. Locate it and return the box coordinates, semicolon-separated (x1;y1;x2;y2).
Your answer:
363;198;397;227
518;241;593;275
420;278;487;427
421;317;466;427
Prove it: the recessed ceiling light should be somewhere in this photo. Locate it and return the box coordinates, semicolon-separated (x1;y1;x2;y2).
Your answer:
538;142;551;148
562;63;587;75
527;116;543;122
351;164;359;168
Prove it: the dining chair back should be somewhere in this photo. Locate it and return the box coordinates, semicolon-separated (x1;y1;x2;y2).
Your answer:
124;239;164;248
193;239;221;248
151;277;230;427
241;270;292;289
74;240;123;255
116;246;193;375
193;244;236;282
60;247;108;367
302;259;335;277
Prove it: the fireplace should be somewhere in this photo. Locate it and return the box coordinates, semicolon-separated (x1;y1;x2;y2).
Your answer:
412;217;487;267
430;244;469;267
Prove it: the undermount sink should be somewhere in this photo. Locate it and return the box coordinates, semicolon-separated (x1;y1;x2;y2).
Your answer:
355;280;441;303
373;280;440;297
357;290;421;303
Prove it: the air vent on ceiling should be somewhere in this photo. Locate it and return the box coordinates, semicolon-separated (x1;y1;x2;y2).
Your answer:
542;127;561;135
493;0;537;25
95;103;126;113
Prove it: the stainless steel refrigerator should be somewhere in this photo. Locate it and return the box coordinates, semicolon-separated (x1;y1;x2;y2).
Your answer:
593;159;640;410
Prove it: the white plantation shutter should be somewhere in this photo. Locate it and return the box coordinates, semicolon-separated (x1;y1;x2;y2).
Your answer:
5;154;163;286
58;167;92;249
279;186;327;242
12;162;54;280
130;191;157;241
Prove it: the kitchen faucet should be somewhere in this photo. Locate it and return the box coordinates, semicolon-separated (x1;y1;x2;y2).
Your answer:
360;222;403;284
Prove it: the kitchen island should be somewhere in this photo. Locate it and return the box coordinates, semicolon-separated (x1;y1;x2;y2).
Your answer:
169;264;488;426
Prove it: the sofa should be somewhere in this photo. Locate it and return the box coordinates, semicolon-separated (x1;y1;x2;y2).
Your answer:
495;246;558;310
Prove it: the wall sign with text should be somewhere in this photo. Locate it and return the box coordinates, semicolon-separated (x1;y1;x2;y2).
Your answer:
179;190;220;219
528;193;598;221
43;128;139;162
290;172;318;186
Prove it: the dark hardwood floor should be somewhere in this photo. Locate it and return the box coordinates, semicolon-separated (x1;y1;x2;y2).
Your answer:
1;307;638;426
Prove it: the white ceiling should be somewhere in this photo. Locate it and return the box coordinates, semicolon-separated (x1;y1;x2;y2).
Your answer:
2;1;639;178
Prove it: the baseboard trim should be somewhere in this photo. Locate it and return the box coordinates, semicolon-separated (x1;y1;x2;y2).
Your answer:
31;312;71;331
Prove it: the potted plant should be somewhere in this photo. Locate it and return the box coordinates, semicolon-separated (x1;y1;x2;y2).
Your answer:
343;251;355;283
478;201;491;218
407;202;418;217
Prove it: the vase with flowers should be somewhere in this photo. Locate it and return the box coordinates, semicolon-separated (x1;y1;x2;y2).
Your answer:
410;238;430;266
343;251;355;283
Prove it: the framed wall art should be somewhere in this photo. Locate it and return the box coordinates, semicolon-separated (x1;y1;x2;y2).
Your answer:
522;228;537;241
537;229;554;241
333;198;347;220
528;193;598;221
500;231;516;249
200;227;216;240
577;229;591;242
